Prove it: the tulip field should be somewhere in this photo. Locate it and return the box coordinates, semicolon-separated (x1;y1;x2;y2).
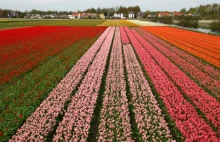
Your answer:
0;23;220;141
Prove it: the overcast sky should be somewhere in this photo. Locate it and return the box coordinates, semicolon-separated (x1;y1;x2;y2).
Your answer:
0;0;219;12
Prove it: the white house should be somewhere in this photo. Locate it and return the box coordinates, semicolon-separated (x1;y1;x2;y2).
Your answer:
31;14;41;19
100;14;105;19
113;13;124;19
128;11;134;19
113;13;118;18
73;12;81;19
118;13;124;19
68;15;75;19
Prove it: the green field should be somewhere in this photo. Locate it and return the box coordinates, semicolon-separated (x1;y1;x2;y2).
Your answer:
0;19;106;29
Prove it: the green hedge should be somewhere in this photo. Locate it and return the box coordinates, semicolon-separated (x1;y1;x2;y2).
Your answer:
210;20;220;33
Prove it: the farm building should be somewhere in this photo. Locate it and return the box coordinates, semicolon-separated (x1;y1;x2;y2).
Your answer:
113;13;124;19
73;12;81;19
173;12;184;16
128;11;135;19
68;15;75;19
81;13;97;19
100;14;105;19
158;12;171;17
72;12;97;19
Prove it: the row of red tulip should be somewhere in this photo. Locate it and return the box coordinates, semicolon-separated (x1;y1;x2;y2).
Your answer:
120;26;130;44
137;29;220;99
124;27;219;141
53;27;115;142
9;27;112;142
98;28;133;142
123;44;174;141
132;29;220;132
137;28;220;80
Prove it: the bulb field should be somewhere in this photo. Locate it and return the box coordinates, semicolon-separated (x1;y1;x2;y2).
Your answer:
0;21;219;141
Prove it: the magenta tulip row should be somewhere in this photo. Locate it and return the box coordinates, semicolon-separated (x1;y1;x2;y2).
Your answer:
124;27;219;141
120;26;130;44
98;27;133;142
131;29;220;132
9;27;112;142
139;28;220;80
138;29;220;99
123;44;174;141
53;27;115;142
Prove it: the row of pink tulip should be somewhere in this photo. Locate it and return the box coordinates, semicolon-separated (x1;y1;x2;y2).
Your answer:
53;27;115;142
124;27;219;141
120;26;130;44
131;29;220;132
138;28;219;82
123;44;174;141
98;27;133;142
137;29;220;99
9;27;112;142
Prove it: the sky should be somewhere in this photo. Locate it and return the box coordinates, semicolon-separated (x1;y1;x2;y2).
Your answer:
0;0;219;12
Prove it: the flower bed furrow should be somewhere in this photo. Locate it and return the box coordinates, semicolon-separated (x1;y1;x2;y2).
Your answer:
9;27;111;142
98;28;133;142
52;27;115;142
123;44;173;141
124;27;219;141
136;28;220;99
131;29;220;132
136;28;220;80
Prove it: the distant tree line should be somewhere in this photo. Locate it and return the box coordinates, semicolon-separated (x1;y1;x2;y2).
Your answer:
82;6;141;17
145;3;219;30
0;9;74;18
0;6;141;18
210;19;220;32
180;3;220;19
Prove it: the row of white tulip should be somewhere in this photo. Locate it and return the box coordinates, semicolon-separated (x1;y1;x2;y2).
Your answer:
98;27;133;142
127;20;166;26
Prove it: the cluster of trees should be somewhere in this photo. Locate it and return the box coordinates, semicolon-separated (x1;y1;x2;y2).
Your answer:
180;3;220;19
151;16;173;24
151;16;199;28
210;20;220;32
83;6;141;17
147;3;219;29
1;3;219;20
0;6;141;18
177;16;199;28
0;8;74;18
0;9;21;18
26;9;73;15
